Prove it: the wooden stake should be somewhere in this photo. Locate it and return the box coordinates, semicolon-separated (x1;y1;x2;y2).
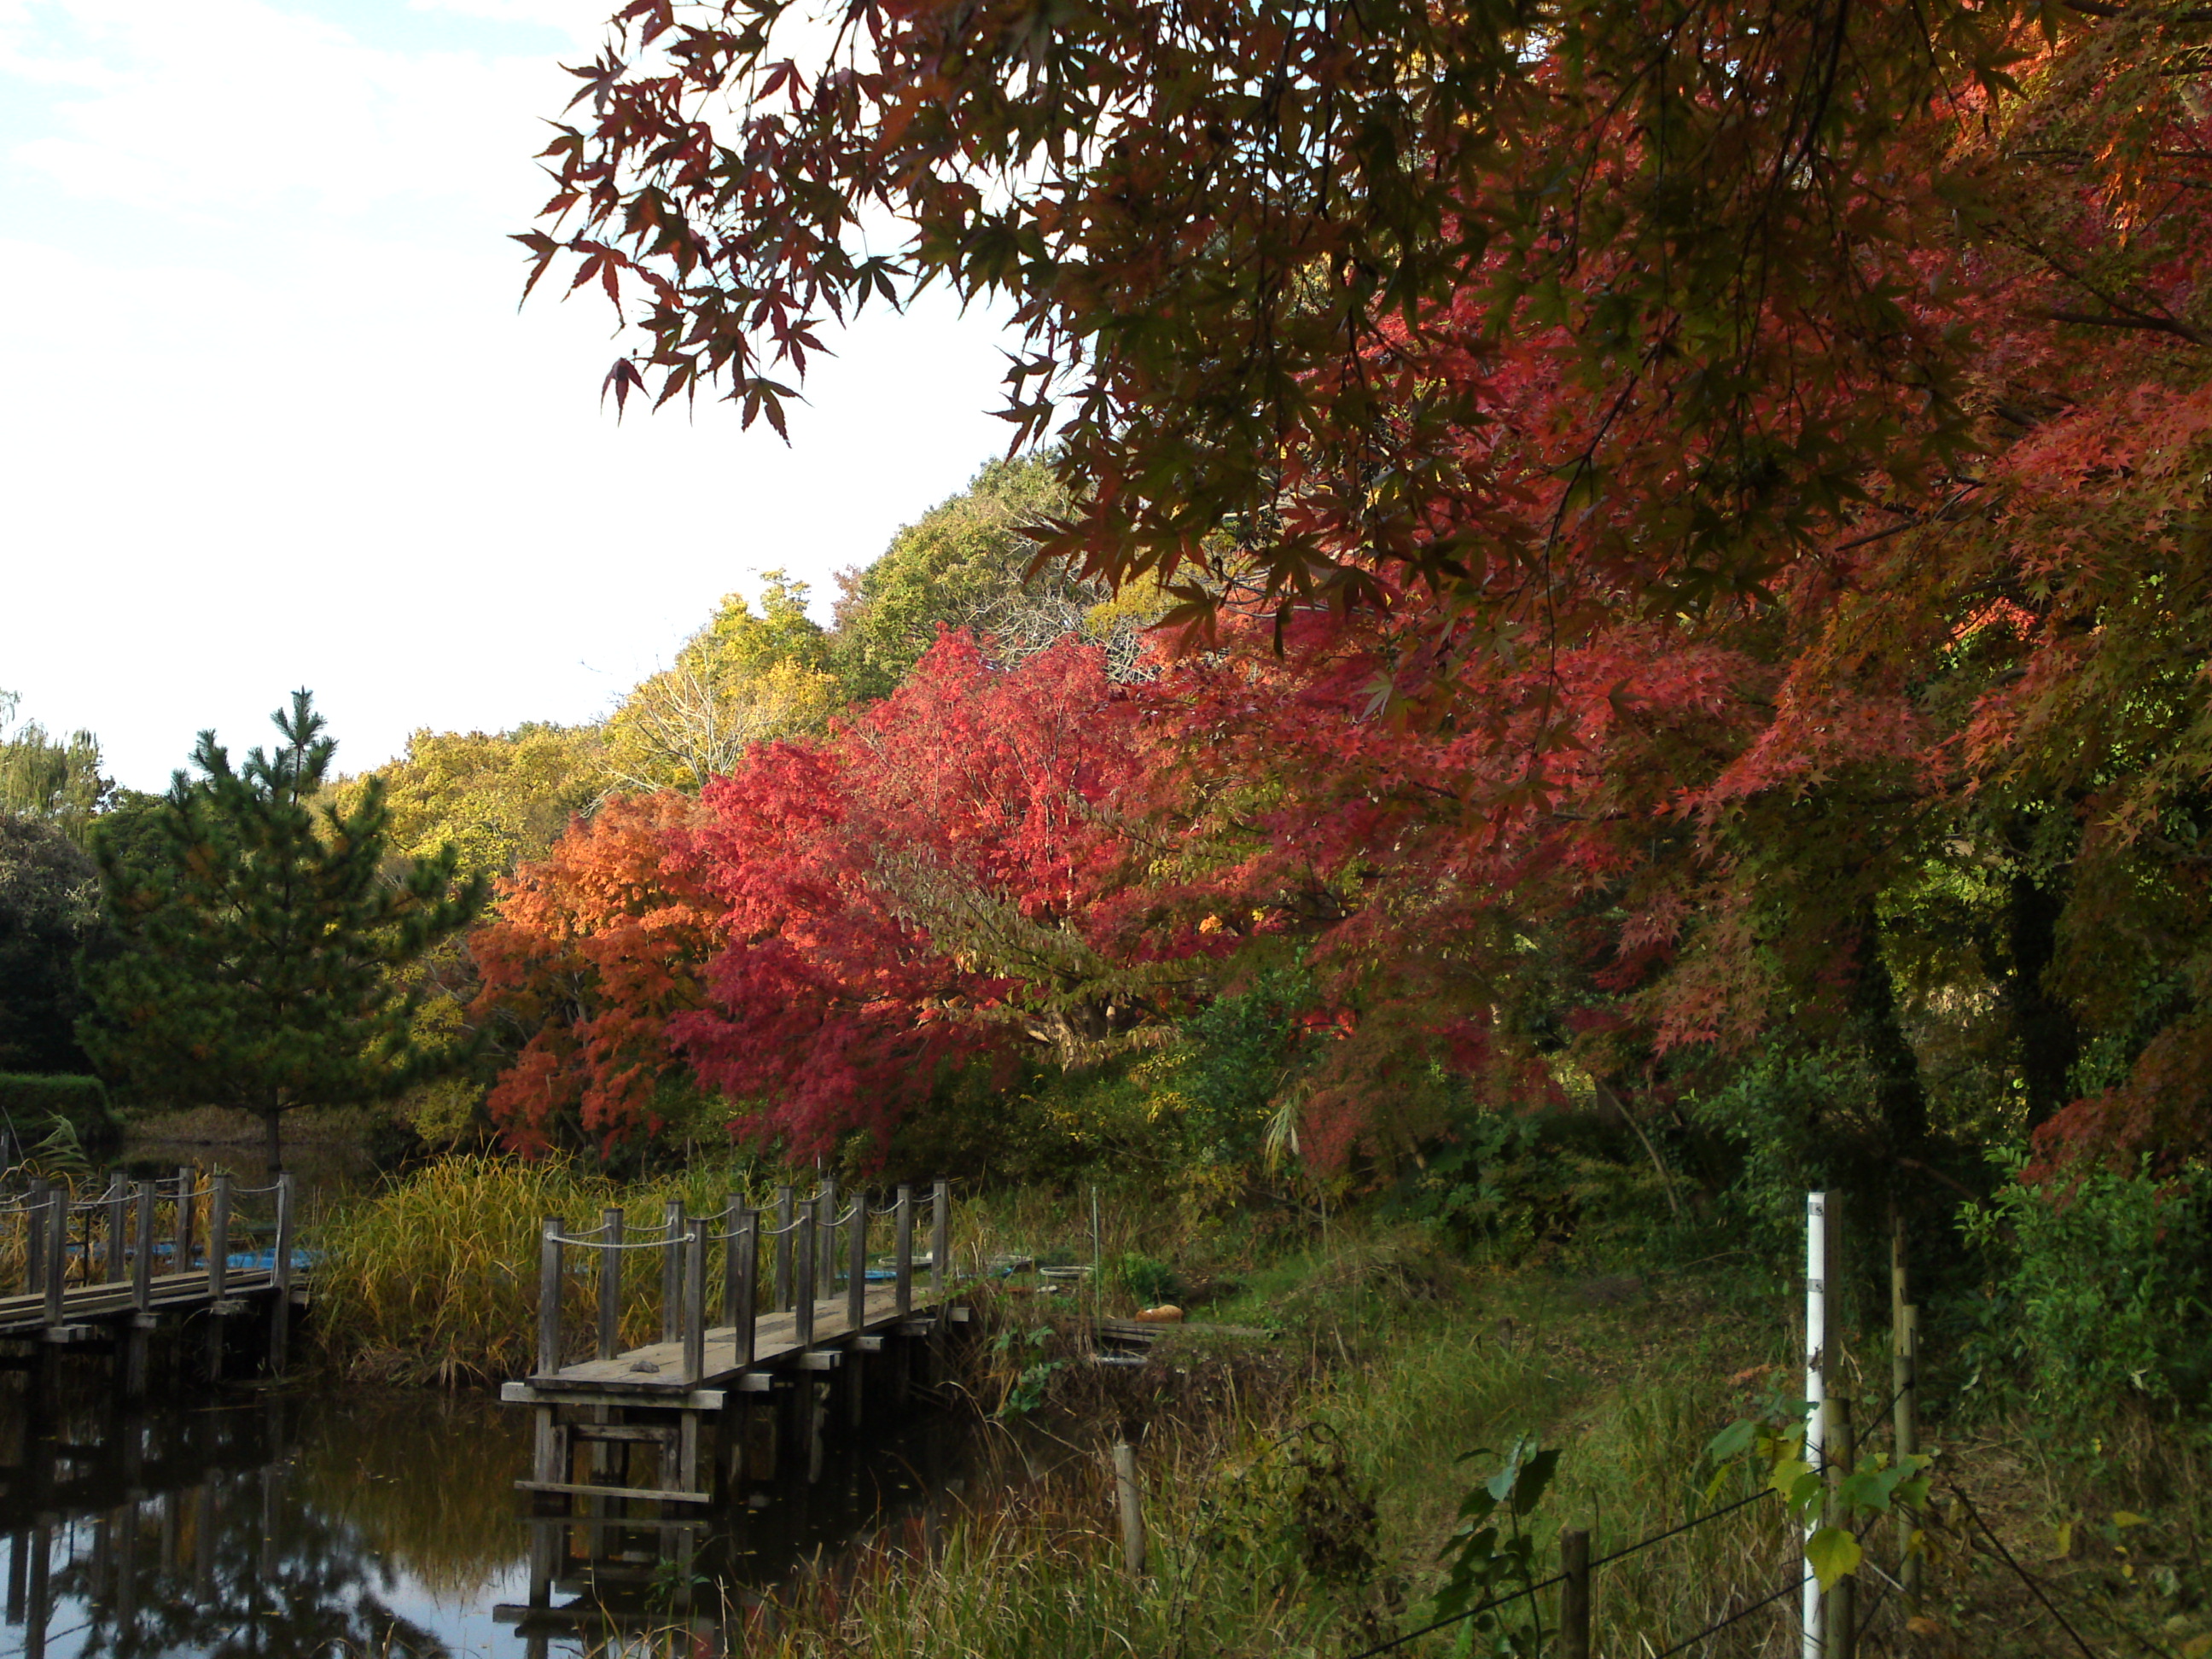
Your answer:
1559;1528;1592;1659
1112;1440;1147;1578
1900;1304;1922;1607
1825;1390;1857;1659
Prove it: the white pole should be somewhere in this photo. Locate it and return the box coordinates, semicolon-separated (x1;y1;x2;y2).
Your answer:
1803;1190;1831;1658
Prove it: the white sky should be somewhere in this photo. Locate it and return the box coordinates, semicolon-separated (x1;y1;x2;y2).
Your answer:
0;0;1021;790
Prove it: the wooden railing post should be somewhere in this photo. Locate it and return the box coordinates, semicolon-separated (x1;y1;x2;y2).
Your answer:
794;1201;816;1349
537;1218;565;1378
25;1179;46;1297
661;1199;686;1347
207;1175;231;1302
105;1179;127;1284
1559;1528;1592;1659
1899;1304;1922;1606
131;1182;155;1313
894;1185;914;1318
682;1225;707;1385
268;1173;296;1372
930;1179;949;1299
815;1175;837;1304
772;1184;795;1312
731;1208;757;1369
720;1191;742;1325
847;1191;868;1330
597;1207;623;1360
173;1167;195;1278
41;1190;66;1326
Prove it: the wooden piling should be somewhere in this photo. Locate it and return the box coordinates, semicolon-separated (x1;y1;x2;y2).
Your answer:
597;1207;623;1360
537;1218;564;1378
269;1172;295;1371
1112;1440;1147;1577
661;1198;686;1347
731;1207;758;1370
894;1185;914;1318
772;1185;794;1312
1559;1528;1592;1659
795;1201;816;1350
1899;1304;1922;1606
846;1190;868;1332
1825;1390;1856;1659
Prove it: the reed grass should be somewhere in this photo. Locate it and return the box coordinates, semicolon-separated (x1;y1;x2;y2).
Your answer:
311;1155;795;1385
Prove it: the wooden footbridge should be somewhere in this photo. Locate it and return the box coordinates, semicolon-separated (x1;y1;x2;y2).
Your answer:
503;1178;967;1520
0;1173;302;1394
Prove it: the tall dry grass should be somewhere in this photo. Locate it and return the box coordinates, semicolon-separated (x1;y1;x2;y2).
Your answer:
311;1155;788;1384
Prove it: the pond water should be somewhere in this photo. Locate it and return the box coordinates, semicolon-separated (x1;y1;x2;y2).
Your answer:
0;1367;995;1659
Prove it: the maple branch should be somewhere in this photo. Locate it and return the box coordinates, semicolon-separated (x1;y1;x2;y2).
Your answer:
2046;308;2212;347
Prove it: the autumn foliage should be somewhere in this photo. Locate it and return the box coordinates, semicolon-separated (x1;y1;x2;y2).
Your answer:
464;0;2212;1188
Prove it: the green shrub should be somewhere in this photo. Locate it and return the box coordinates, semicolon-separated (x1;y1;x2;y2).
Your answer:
1106;1249;1182;1306
0;1072;118;1148
1964;1160;2212;1422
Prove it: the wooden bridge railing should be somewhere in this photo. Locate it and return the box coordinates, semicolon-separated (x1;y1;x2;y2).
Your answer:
534;1179;952;1386
0;1171;297;1326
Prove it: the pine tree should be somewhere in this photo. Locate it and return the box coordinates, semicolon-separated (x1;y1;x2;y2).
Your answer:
79;691;487;1171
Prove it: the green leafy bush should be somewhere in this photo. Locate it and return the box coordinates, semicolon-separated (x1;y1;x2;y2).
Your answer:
1964;1160;2212;1421
1106;1249;1182;1306
0;1072;117;1147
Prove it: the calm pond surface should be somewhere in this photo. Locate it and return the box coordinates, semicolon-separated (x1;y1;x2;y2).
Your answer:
0;1370;994;1659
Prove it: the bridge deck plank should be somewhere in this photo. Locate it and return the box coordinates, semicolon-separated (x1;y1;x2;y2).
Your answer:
530;1284;933;1394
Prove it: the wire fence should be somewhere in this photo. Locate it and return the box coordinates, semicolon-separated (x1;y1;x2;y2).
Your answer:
1335;1366;1926;1659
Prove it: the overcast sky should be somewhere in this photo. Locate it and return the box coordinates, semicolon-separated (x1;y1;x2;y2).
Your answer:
0;0;1019;790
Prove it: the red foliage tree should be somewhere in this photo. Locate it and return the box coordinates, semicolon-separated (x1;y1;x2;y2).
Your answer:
471;792;720;1152
667;631;1196;1158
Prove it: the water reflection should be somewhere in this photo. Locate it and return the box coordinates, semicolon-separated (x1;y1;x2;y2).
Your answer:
0;1367;985;1658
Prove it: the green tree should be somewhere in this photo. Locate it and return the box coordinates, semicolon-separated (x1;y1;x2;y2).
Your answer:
604;572;841;790
0;691;113;844
332;721;604;885
830;457;1161;700
0;814;107;1074
79;691;488;1171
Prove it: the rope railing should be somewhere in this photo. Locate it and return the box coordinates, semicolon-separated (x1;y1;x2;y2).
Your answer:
533;1179;952;1387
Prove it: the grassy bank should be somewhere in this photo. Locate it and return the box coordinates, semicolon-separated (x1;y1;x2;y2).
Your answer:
312;1162;2212;1653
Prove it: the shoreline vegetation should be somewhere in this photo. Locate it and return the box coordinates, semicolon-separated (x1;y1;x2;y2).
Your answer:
308;1157;2211;1657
